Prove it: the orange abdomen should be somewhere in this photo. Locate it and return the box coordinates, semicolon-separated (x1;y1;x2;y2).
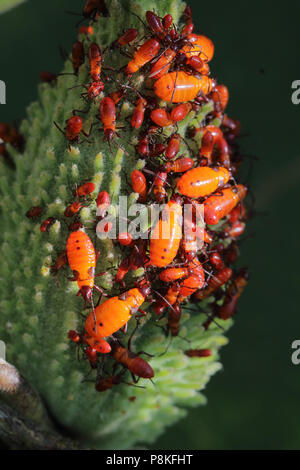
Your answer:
66;231;96;289
181;34;214;62
149;48;176;79
204;185;247;225
154;71;213;103
177;166;230;198
149;200;182;267
85;288;145;337
100;97;116;131
125;38;160;75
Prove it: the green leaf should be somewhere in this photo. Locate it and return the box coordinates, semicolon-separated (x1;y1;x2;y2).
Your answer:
0;0;25;15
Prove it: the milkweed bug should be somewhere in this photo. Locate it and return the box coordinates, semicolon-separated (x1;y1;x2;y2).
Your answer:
85;280;151;340
177;166;230;198
149;196;182;267
216;268;249;320
124;38;160;76
204;185;247;225
165;133;181;159
131;170;147;202
66;231;104;331
154;71;214;103
26;206;42;219
110;342;154;380
112;28;138;48
40;217;55;232
131;98;147;129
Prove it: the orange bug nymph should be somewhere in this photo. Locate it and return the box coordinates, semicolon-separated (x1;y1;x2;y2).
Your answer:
85;279;151;346
66;230;104;330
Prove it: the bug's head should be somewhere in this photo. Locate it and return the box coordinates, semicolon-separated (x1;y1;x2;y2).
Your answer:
79;285;93;303
136;279;151;298
104;129;114;141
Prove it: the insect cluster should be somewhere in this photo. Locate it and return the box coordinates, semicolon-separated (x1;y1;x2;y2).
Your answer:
20;2;249;394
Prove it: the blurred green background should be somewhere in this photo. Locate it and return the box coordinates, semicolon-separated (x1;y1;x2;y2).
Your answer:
0;0;299;450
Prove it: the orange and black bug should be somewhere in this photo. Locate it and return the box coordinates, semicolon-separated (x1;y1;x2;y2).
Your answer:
159;258;204;284
69;220;84;232
131;98;147;129
209;251;225;270
75;182;96;199
83;333;112;354
124;38;160;76
199;125;230;168
153;171;167;202
145;11;165;38
40;217;55;233
165;133;181;159
184;349;212;358
85;280;151;342
162;14;173;30
131;170;147;202
204;185;247;225
111;28;138;49
64;201;83;217
72;41;84;75
228;203;247;225
86;81;104;100
88;42;102;82
0;122;24;151
210;84;229;117
67;231;104;331
216;268;249;320
149;196;183;268
224;221;246;239
110;342;154;381
154;71;214;103
193;266;233;300
96;190;110;219
185;56;209;74
150;108;173;127
26;206;42;219
99;96;118;144
178;272;205;302
149;48;177;79
180;33;214;62
49;251;68;285
163;157;194;174
53;112;89;145
170;103;192;122
137;135;149;156
177;166;230;198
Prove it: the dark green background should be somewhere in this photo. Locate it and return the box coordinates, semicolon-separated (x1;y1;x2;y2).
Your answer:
0;0;299;450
